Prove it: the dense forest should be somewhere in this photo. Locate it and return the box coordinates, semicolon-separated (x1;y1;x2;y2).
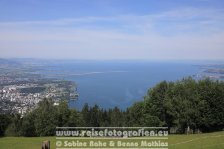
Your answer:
0;77;224;137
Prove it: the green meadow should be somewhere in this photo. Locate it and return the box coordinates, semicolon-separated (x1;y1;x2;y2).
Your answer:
0;131;223;149
168;131;224;149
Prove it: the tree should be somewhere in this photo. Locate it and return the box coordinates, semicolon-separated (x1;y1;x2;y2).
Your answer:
0;114;11;136
68;109;83;127
81;103;90;127
5;114;22;136
34;98;58;136
125;102;145;127
20;112;36;136
110;107;124;127
56;100;70;127
89;105;102;127
144;81;169;126
142;77;224;133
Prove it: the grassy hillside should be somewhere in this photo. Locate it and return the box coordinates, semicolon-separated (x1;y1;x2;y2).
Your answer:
0;137;56;149
169;131;224;149
0;131;223;149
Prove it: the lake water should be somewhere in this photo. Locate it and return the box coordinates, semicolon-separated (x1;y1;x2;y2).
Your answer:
37;60;200;109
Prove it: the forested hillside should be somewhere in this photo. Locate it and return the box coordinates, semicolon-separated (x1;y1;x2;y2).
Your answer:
0;78;224;136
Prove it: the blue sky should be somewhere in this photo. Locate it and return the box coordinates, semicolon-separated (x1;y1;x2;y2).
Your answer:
0;0;224;60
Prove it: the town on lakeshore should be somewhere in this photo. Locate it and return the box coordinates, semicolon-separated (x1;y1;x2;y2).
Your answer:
0;59;78;115
1;59;224;116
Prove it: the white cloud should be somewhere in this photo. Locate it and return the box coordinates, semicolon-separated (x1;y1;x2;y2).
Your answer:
0;7;224;60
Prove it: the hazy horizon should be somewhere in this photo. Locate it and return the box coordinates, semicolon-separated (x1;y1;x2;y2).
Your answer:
1;57;224;62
